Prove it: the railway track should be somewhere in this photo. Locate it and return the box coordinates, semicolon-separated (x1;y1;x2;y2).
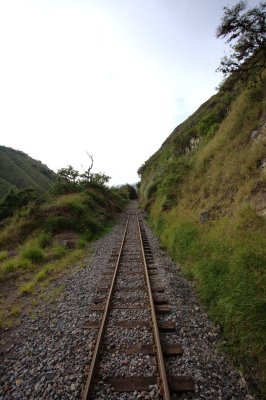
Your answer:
82;209;194;399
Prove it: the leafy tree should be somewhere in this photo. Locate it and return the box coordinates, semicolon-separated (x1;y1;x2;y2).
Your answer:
217;1;266;83
52;165;80;194
80;153;110;187
52;155;111;195
89;172;110;186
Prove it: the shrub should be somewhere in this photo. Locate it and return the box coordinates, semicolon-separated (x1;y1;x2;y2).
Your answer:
159;157;190;200
198;112;218;136
0;187;38;220
45;216;75;234
146;181;158;200
22;246;44;263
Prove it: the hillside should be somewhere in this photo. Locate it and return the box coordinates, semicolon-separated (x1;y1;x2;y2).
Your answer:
0;146;55;196
0;181;131;332
138;72;266;396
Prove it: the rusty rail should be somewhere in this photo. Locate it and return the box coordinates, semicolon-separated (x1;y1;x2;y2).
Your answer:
137;214;171;400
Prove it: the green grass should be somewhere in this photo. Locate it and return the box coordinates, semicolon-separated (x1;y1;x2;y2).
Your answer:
10;305;21;317
35;265;50;281
22;246;44;263
0;257;33;281
18;248;84;297
148;201;266;395
140;71;266;396
0;250;8;262
52;245;67;259
0;180;128;330
19;281;35;295
37;232;51;249
0;145;55;197
77;237;87;249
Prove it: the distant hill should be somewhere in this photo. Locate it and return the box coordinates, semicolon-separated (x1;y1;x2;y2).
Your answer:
0;146;56;196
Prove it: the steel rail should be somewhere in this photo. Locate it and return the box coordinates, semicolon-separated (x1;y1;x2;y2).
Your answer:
82;213;131;400
137;213;171;400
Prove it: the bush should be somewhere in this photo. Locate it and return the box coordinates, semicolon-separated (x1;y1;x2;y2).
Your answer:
0;187;38;220
45;216;76;234
22;246;44;263
159;157;190;200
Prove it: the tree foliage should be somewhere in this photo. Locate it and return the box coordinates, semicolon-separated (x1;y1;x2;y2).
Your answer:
0;187;38;220
52;166;80;195
217;1;266;83
52;154;110;195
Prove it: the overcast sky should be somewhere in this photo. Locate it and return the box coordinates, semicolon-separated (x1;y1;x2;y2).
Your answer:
0;0;260;185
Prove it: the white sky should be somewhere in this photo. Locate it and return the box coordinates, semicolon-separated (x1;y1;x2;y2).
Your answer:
0;0;260;185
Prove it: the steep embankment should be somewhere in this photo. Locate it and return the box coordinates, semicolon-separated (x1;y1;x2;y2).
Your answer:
0;146;55;196
139;75;266;395
0;184;128;330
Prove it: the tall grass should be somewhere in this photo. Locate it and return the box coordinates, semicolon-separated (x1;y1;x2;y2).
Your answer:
140;75;266;396
22;246;44;263
0;250;8;262
149;201;266;395
0;257;33;281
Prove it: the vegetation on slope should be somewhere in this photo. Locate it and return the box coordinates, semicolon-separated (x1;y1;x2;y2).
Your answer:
0;161;133;330
138;72;266;396
0;146;55;196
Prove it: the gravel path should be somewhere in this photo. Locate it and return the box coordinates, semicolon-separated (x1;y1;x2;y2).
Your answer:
0;202;255;399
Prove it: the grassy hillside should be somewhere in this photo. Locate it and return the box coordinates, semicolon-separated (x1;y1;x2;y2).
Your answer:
139;74;266;396
0;183;129;330
0;146;55;196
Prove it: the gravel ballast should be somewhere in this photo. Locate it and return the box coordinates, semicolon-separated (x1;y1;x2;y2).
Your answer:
0;203;255;399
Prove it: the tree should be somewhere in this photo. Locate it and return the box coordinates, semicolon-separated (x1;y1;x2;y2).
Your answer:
80;152;94;182
217;1;266;83
89;172;111;186
53;165;80;194
52;154;111;195
80;153;110;187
